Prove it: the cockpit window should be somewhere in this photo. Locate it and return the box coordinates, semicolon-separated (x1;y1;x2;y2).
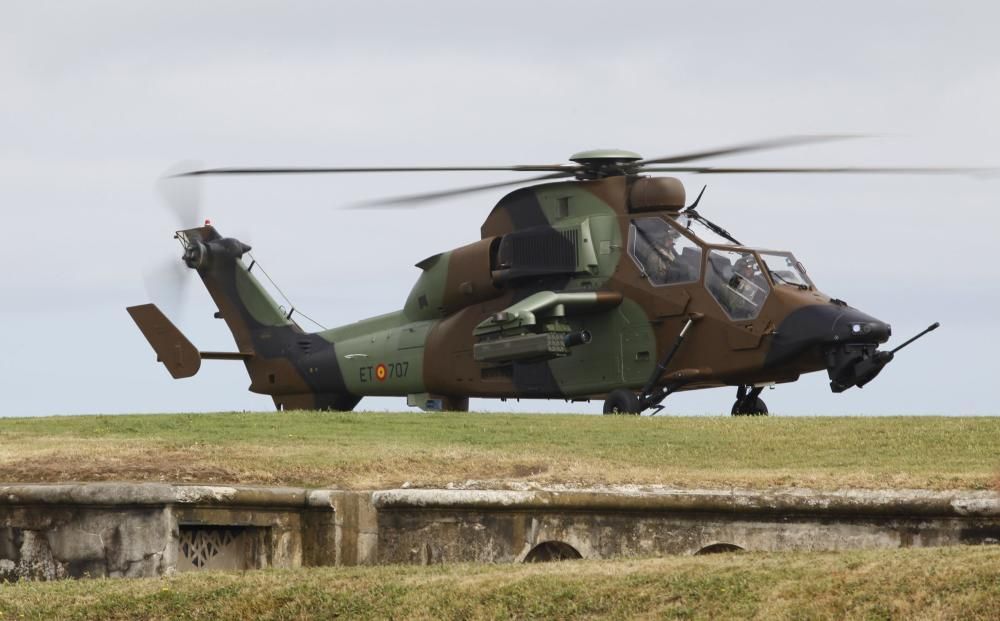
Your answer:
628;217;702;286
673;213;736;246
705;249;770;320
759;252;813;289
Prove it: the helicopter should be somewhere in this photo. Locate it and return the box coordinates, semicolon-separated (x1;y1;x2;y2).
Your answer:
129;135;981;415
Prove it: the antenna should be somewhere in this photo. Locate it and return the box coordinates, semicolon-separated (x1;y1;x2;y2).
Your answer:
683;185;708;212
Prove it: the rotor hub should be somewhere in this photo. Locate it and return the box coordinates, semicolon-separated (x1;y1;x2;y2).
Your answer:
569;149;642;179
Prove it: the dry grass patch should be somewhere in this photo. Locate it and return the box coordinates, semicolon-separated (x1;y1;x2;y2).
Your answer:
1;547;999;620
0;412;998;490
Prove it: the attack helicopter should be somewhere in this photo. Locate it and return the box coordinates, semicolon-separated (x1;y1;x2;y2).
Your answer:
129;135;980;415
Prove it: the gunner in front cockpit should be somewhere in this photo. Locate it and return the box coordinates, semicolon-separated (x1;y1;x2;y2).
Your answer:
730;256;766;305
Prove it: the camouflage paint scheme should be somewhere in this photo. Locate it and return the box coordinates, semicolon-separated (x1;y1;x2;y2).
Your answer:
129;174;893;412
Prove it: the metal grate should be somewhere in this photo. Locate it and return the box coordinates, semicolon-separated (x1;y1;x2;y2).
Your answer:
177;526;258;571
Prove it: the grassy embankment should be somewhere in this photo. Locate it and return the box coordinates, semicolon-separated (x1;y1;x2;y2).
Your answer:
1;547;999;620
0;412;997;490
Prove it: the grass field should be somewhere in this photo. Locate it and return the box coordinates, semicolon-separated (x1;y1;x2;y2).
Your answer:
1;547;998;620
0;412;997;490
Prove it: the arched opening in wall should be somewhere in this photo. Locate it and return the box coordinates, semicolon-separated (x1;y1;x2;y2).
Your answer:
695;542;745;555
524;541;583;562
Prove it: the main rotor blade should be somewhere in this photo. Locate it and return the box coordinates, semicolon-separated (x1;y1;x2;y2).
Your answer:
176;165;577;176
640;165;1000;176
637;135;865;166
349;171;574;209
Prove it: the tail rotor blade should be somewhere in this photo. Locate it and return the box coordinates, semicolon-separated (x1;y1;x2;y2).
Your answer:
157;160;204;228
142;258;192;316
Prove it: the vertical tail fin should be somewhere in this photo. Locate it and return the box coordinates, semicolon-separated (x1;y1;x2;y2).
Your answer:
177;225;296;353
131;222;362;411
174;225;358;410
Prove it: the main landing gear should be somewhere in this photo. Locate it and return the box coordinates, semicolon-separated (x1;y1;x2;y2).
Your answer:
603;389;642;415
611;317;693;417
602;384;770;416
731;385;768;416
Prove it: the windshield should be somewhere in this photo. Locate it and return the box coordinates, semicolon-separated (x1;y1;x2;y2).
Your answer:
758;252;813;289
705;249;770;320
628;217;702;286
673;213;736;246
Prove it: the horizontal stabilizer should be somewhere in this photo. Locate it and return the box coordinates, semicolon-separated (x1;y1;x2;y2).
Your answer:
126;303;201;379
201;351;254;360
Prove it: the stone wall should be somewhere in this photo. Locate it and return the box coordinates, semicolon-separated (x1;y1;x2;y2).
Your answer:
0;484;314;581
1;506;171;580
370;488;1000;563
1;484;997;580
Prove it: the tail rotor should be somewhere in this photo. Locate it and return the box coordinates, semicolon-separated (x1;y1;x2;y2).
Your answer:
142;161;205;315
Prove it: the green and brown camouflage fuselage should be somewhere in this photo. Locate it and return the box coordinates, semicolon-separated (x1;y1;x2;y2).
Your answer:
128;174;895;412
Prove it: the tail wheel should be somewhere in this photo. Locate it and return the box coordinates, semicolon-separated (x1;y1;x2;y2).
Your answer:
603;389;642;415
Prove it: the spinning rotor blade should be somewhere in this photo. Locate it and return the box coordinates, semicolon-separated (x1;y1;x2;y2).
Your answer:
146;161;206;315
348;171;575;208
176;164;576;176
640;165;1000;176
157;160;204;227
162;135;997;211
637;135;865;166
142;258;192;316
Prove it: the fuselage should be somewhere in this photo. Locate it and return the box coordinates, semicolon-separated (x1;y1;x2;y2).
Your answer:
261;175;890;410
168;175;891;411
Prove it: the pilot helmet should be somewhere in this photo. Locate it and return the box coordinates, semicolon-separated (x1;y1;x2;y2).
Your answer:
735;255;756;273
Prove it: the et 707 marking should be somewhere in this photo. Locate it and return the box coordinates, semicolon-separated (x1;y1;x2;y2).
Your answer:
360;361;409;383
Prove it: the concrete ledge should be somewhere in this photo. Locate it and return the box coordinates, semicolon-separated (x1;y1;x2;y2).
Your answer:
2;484;996;518
371;487;1000;518
0;483;310;508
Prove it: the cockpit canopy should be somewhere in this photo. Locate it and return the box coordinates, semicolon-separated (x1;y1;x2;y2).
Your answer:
627;215;814;321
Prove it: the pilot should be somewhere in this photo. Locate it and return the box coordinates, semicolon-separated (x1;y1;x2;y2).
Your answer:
727;255;765;310
661;227;703;284
743;257;767;290
636;223;676;284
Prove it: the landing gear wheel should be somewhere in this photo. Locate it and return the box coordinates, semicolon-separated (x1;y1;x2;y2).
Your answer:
731;397;768;416
731;385;769;416
603;389;642;415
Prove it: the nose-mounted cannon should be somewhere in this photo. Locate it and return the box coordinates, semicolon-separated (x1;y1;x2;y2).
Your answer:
826;321;939;393
763;298;939;394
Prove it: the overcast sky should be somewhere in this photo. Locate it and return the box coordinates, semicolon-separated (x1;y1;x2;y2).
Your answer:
1;1;998;416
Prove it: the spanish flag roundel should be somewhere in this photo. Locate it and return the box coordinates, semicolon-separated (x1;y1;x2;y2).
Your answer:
375;363;388;381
